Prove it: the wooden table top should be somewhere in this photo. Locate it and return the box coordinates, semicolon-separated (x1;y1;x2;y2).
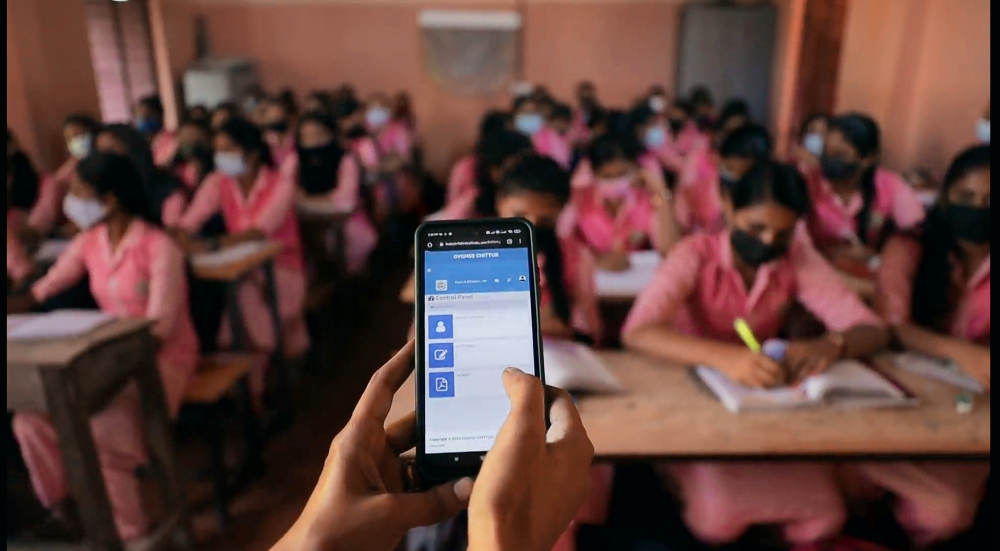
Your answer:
189;242;282;282
387;351;991;459
7;318;152;369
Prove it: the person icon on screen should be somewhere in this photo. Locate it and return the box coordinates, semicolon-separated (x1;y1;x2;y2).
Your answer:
436;321;447;334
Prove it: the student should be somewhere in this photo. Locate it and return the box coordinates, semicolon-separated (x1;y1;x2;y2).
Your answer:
666;99;705;158
94;125;188;228
806;113;925;259
444;111;510;209
689;85;717;130
563;133;678;270
572;81;600;144
23;115;100;238
186;105;210;126
497;154;600;343
647;84;670;115
392;90;416;133
177;117;310;363
365;92;414;167
513;95;571;169
630;102;682;174
294;111;377;275
7;131;40;285
15;153;198;541
622;161;889;545
549;103;574;140
795;113;831;176
133;95;177;166
304;91;335;115
211;102;240;131
170;118;214;190
259;94;299;170
860;144;992;545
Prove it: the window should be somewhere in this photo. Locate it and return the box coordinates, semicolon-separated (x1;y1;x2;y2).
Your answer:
84;0;158;123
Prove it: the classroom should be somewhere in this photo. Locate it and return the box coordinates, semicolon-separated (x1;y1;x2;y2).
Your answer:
6;1;991;550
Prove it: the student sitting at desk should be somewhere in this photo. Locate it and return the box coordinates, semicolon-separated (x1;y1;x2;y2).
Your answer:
14;153;199;541
621;161;888;546
259;93;300;171
793;113;830;179
133;95;177;167
7;130;40;286
169;117;215;190
444;111;510;213
513;94;572;170
176;117;311;364
855;144;991;545
293;111;377;275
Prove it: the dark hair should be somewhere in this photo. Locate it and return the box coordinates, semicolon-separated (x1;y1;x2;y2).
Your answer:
512;95;538;113
178;116;211;135
828;113;883;245
217;117;275;169
294;111;348;194
98;124;183;222
137;95;164;118
332;96;362;122
728;161;811;217
76;152;158;223
498;154;573;324
187;104;210;123
7;130;40;210
689;86;715;109
550;103;573;123
719;123;773;160
213;102;240;119
911;144;991;330
588;133;639;171
473;130;533;217
671;99;694;118
392;91;415;129
586;106;611;131
479;110;510;142
715;100;751;132
63;114;100;135
798;113;830;140
629;102;657;131
275;89;299;117
306;90;336;113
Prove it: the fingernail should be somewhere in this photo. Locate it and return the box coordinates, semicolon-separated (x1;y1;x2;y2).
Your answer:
504;367;524;375
453;477;473;501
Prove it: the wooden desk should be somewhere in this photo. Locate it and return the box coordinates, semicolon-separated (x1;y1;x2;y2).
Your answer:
189;242;282;282
387;351;990;460
7;319;192;551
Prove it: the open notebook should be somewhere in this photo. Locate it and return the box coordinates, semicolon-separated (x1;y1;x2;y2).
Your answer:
894;352;985;394
694;360;917;413
7;310;116;341
594;250;662;299
190;241;271;269
542;339;623;393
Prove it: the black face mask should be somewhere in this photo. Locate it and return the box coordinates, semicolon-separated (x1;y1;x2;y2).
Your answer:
266;120;290;134
731;229;788;267
346;124;368;140
297;143;343;195
820;155;862;181
668;119;685;134
945;204;991;244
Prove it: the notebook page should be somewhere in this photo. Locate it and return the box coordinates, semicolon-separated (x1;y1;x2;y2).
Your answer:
7;310;115;341
34;240;72;262
190;241;270;269
542;339;623;393
595;250;662;298
7;314;39;332
894;352;985;393
802;361;906;401
695;366;813;413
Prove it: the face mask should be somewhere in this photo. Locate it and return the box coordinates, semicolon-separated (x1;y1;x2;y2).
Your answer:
63;194;107;230
67;135;92;159
916;190;939;209
644;126;667;150
596;174;634;202
346;124;368;140
135;117;162;135
945;204;991;244
214;151;247;177
514;113;545;137
266;120;290;134
297;143;341;193
668;119;685;135
365;107;391;129
977;119;991;143
731;229;788;267
802;133;825;157
649;96;667;114
820;155;862;181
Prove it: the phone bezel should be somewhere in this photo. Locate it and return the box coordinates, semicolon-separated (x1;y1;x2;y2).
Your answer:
413;218;546;485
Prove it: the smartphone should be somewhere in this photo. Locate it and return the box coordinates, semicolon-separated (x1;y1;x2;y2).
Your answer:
414;218;545;485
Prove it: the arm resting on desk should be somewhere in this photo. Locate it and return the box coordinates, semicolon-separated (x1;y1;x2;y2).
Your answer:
31;235;87;304
623;324;748;373
894;323;991;390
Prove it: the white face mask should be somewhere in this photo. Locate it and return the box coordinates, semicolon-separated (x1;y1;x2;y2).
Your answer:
214;152;247;177
649;95;667;114
916;190;939;209
63;194;107;230
365;107;391;129
67;135;92;159
977;118;991;143
802;133;825;157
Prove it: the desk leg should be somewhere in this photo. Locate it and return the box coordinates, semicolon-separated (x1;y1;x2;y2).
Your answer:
40;369;123;551
225;280;250;351
263;260;294;424
134;350;193;550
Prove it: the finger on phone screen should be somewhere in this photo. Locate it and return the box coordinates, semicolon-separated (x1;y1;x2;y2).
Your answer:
354;340;416;424
502;368;546;436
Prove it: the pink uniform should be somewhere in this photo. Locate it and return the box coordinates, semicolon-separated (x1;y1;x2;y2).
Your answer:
622;230;882;544
374;121;413;160
179;167;311;359
539;237;602;343
151;131;178;167
805;168;926;252
854;235;991;544
673;121;709;157
675;148;725;233
27;159;76;235
7;209;32;281
18;220;198;540
159;190;188;228
533;127;572;170
175;162;201;190
445;155;477;207
268;133;296;171
569;111;591;145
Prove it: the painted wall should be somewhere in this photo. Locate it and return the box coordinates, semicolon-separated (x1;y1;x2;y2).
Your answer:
836;0;991;174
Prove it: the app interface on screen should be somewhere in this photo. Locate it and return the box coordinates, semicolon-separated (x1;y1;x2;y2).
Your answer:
423;232;536;455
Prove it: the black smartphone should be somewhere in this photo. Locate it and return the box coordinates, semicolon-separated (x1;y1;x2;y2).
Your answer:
414;218;545;485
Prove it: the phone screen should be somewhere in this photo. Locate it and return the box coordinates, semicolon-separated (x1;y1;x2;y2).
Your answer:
416;220;542;472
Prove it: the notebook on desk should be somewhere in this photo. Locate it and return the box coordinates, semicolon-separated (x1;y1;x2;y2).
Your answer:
190;241;270;269
594;250;662;299
6;310;116;341
694;360;918;413
542;339;623;393
894;352;985;394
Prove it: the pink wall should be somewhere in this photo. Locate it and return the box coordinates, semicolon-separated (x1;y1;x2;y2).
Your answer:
836;0;991;174
7;2;40;165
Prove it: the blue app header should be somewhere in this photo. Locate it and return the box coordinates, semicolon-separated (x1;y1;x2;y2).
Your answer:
424;248;531;295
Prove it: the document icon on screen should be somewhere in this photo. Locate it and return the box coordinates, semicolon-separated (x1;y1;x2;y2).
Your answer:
429;372;455;398
436;378;448;392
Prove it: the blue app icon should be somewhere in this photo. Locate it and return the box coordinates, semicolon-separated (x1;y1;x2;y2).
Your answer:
428;315;454;339
428;343;455;369
429;372;455;398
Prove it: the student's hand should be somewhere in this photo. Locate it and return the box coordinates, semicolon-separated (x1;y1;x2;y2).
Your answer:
785;338;843;382
719;347;785;388
399;272;416;304
468;369;595;551
949;343;991;391
596;245;631;272
270;341;471;551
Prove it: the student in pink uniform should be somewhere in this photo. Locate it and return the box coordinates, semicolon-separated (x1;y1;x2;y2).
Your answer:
444;111;510;211
630;101;681;174
541;103;574;170
169;117;214;190
177;117;310;361
807;113;925;259
859;144;991;546
391;91;417;135
571;81;601;146
259;94;299;171
94;125;188;228
134;95;177;166
666;99;708;158
689;85;718;131
211;102;240;132
14;153;198;541
793;113;830;179
365;92;413;164
621;161;889;546
564;133;679;271
512;95;571;169
294;111;377;275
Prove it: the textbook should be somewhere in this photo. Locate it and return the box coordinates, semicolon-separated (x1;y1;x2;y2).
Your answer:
893;352;985;394
6;310;115;341
694;360;918;413
542;339;623;393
